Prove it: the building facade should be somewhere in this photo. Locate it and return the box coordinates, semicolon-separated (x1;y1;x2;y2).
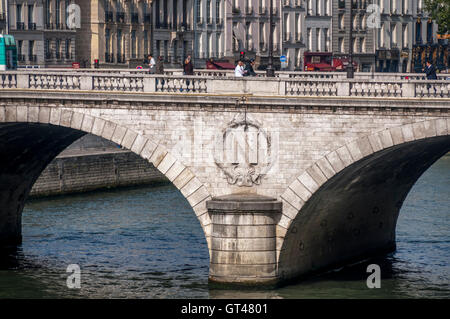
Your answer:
75;0;152;68
151;0;225;68
301;0;332;69
280;0;307;70
332;0;440;73
224;0;282;69
0;0;7;34
8;0;77;68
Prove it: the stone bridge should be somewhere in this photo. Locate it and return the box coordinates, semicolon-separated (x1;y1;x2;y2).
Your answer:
0;70;449;286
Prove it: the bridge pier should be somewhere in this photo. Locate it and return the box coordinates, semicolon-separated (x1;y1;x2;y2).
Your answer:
207;194;281;287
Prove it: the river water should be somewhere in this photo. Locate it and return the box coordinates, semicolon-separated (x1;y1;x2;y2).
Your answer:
0;156;449;299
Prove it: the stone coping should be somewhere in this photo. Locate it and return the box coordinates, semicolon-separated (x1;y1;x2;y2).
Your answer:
207;194;282;213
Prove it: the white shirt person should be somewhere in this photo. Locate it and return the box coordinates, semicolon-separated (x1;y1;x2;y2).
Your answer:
148;55;156;74
234;61;246;77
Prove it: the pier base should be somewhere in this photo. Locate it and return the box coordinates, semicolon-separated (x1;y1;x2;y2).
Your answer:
207;194;281;287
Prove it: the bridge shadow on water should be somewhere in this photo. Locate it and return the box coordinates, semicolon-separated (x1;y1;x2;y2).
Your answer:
0;156;448;298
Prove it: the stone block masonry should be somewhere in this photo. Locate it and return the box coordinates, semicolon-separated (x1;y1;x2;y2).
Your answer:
30;149;168;198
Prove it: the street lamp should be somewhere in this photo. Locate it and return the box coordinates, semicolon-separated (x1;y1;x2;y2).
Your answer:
266;0;275;77
347;0;354;78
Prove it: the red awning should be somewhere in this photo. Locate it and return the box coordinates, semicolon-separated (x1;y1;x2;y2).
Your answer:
207;61;235;70
311;63;334;70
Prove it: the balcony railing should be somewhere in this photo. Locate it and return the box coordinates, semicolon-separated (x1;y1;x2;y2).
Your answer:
0;13;6;21
16;22;25;30
45;23;54;30
232;6;240;15
65;52;73;60
18;54;26;62
28;23;36;30
45;52;53;60
245;6;253;15
28;55;37;63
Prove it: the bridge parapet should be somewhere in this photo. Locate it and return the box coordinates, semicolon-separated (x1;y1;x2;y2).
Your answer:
1;71;449;98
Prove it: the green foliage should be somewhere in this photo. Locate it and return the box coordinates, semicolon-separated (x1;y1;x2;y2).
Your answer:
425;0;450;34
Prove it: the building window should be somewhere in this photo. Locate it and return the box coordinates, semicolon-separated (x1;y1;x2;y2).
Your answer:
426;21;433;43
117;29;122;58
56;0;60;27
207;0;211;23
45;0;50;26
144;30;148;55
402;24;408;48
316;28;321;51
105;28;110;61
56;39;61;59
325;28;330;51
45;39;51;59
216;0;221;22
16;4;23;29
65;39;71;59
28;40;34;59
196;0;202;23
28;4;34;24
339;13;344;30
131;30;136;58
339;37;344;52
307;28;312;51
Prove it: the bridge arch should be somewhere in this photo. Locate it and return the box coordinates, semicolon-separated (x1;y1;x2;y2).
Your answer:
0;105;212;250
278;118;450;282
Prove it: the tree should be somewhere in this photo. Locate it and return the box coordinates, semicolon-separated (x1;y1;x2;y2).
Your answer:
425;0;450;35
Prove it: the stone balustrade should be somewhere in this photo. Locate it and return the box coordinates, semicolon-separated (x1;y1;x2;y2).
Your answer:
1;70;449;98
21;67;448;80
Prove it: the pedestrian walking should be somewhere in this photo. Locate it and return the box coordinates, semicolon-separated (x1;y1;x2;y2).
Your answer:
423;60;438;95
244;59;257;77
184;55;194;75
235;60;246;77
424;60;437;80
183;55;194;91
148;54;156;74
